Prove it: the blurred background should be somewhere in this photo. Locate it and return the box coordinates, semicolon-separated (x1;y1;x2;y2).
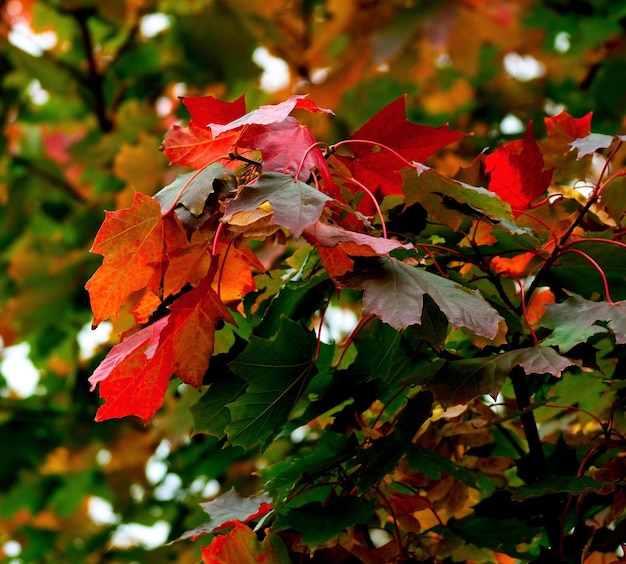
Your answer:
1;0;624;561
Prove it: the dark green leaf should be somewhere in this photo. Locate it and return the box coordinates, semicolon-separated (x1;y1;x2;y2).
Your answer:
226;319;317;450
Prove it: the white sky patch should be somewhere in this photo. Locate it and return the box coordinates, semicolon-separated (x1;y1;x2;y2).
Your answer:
0;342;41;397
77;321;113;361
88;496;120;526
110;521;171;550
554;31;571;53
140;13;172;39
318;306;359;344
503;52;546;82
1;540;21;557
544;99;565;116
8;21;57;56
252;46;290;92
500;113;525;135
26;79;49;105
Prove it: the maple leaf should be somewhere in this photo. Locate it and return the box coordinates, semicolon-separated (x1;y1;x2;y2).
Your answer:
485;123;553;215
540;293;626;352
237;117;334;186
161;125;240;170
200;521;287;564
334;95;465;210
162;273;235;388
88;317;174;423
337;256;503;338
226;318;317;449
213;243;265;305
208;94;333;136
570;132;626;158
428;347;579;406
178;488;273;541
223;172;332;238
86;192;188;327
154;163;236;216
182;94;246;127
303;220;413;277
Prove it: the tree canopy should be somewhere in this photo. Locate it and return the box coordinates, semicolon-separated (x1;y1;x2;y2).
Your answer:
1;1;625;563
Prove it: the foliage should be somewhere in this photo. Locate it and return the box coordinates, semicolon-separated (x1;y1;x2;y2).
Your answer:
1;1;626;563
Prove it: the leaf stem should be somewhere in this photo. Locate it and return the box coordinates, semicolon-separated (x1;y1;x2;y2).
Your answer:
329;139;420;172
556;248;615;304
338;175;388;238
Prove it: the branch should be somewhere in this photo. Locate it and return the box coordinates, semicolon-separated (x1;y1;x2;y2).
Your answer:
73;9;113;132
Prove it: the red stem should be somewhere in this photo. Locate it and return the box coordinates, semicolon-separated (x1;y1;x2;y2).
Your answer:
555;248;615;304
330;139;420;171
338;174;388;238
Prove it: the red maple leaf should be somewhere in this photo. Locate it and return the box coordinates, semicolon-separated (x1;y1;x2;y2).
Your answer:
485;123;553;215
183;94;246;127
86;192;188;327
88;317;174;423
334;95;465;212
162;273;235;388
238;118;335;188
208;94;333;137
161;125;240;169
544;110;592;141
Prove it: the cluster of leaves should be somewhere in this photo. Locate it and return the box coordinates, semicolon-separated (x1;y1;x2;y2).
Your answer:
87;89;626;563
2;0;626;562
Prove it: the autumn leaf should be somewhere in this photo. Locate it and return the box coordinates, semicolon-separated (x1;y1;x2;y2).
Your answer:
335;95;465;210
213;243;265;305
162;273;235;388
337;256;503;338
490;252;535;277
88;317;174;423
161;125;240;170
223;172;332;238
86;192;188;327
485;123;553;215
178;488;273;541
237;117;334;186
208;94;333;137
182;94;246;127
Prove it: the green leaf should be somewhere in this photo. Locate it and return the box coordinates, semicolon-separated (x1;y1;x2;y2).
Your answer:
190;372;247;438
510;475;611;500
427;347;579;406
226;319;317;450
154;162;235;216
406;445;478;487
402;167;517;231
223;172;332;237
541;292;626;351
274;497;375;549
339;256;504;338
354;435;405;493
260;430;356;492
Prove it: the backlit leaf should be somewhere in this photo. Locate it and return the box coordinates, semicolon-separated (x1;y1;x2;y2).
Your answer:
485;123;553;215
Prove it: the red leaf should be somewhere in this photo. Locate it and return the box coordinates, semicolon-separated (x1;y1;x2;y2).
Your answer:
545;110;592;141
213;243;265;305
208;94;333;137
161;124;239;169
238;118;334;186
182;94;246;127
88;317;173;423
86;192;188;327
335;96;465;211
201;521;284;564
163;273;235;388
485;123;553;215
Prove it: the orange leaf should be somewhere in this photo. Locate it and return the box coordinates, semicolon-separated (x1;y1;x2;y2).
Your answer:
201;521;284;564
527;287;555;325
490;252;534;277
161;125;239;169
213;243;265;305
164;273;235;388
86;192;188;326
